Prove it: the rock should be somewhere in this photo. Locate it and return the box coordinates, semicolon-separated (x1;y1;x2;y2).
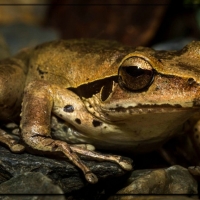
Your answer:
0;172;66;200
0;196;65;200
109;165;198;197
0;146;129;194
109;195;198;200
188;166;200;177
0;145;198;199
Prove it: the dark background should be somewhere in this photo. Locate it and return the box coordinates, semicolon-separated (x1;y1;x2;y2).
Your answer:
45;0;200;47
0;0;199;54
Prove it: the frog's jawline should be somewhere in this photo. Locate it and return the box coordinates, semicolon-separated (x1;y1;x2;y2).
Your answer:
108;104;200;114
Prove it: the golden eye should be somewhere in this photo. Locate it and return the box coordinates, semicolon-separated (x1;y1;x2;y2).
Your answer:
118;56;154;91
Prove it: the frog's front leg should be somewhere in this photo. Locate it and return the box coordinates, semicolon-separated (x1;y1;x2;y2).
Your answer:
21;80;132;184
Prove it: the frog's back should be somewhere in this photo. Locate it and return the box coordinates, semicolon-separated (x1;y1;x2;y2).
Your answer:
26;39;132;88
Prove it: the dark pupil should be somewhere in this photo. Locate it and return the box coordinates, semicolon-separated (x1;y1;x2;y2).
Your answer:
126;66;142;77
125;66;151;77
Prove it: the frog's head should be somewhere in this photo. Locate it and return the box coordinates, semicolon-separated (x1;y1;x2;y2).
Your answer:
54;40;200;151
84;41;200;123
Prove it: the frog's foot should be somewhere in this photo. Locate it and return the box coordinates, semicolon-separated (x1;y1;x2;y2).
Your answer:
71;145;133;171
53;140;99;183
23;135;132;183
0;128;25;153
68;144;132;170
22;136;98;184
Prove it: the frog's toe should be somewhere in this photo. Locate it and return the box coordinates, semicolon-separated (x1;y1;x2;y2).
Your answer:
0;128;25;153
85;171;98;184
10;143;25;153
71;144;95;151
27;138;99;183
118;158;133;171
71;146;133;171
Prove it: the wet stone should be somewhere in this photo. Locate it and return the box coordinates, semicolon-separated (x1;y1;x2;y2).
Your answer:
109;165;198;198
0;146;129;194
0;172;65;200
0;145;198;199
109;195;199;200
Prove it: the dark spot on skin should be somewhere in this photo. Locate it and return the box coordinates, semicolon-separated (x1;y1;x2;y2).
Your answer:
37;67;48;75
155;86;159;91
92;120;102;127
59;114;63;117
63;105;74;112
75;118;81;124
41;76;44;79
104;126;107;129
196;134;199;139
89;104;92;108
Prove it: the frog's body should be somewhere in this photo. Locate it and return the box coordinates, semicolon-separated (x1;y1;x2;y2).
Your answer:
1;39;200;183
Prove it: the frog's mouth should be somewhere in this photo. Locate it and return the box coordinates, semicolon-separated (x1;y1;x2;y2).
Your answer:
107;103;200;114
99;103;200;125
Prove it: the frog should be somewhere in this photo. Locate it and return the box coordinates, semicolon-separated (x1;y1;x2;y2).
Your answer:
0;39;200;184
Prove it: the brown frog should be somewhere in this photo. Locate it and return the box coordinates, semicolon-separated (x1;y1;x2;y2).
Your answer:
0;39;200;184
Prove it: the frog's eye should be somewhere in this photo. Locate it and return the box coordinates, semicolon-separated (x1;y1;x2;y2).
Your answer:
118;56;154;91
